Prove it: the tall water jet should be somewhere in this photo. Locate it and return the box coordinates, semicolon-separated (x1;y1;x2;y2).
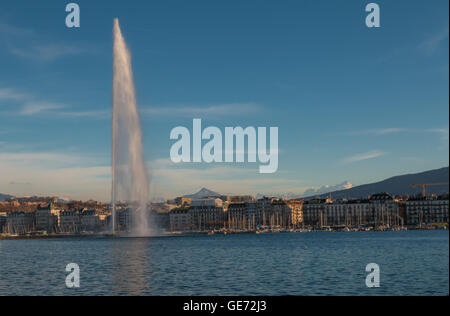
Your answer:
112;18;151;236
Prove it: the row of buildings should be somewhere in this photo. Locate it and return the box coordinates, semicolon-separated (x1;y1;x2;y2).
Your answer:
1;193;448;235
0;204;110;235
169;197;302;231
168;193;449;231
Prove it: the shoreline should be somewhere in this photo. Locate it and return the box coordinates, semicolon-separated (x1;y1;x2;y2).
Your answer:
1;227;447;240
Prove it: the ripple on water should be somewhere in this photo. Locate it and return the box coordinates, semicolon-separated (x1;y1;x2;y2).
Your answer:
0;231;448;296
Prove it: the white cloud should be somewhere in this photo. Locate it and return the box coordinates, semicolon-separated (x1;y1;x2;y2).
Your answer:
0;20;90;62
0;152;304;201
302;181;353;197
0;88;29;101
342;150;385;164
343;127;449;140
10;44;88;63
0;150;110;200
0;152;81;165
419;27;449;53
20;102;66;115
0;86;108;118
427;128;449;141
367;128;409;135
56;110;110;119
344;128;409;136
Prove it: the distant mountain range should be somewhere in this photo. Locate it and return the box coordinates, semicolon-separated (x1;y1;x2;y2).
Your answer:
3;167;448;202
183;187;222;199
304;167;449;200
0;194;71;203
0;193;12;201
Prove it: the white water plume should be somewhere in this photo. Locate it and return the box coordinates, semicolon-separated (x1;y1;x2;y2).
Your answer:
112;18;152;236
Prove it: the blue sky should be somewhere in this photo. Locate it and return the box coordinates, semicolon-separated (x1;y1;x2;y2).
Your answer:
0;0;448;201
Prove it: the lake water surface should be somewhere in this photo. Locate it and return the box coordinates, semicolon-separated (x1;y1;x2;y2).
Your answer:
0;230;448;295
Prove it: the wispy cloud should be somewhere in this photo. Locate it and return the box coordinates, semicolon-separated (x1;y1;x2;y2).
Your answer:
141;103;262;117
0;151;87;166
0;86;108;118
0;88;29;101
3;85;259;120
343;127;449;139
419;27;449;54
55;110;110;119
302;181;353;197
0;20;90;63
0;152;302;201
342;150;385;164
0;150;110;200
427;128;449;141
20;102;66;115
367;128;409;135
343;128;409;136
10;44;88;63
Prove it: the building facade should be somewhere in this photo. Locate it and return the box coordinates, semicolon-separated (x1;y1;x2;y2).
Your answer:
0;212;7;233
406;194;449;225
169;208;191;231
80;209;101;232
188;199;225;230
35;203;58;232
59;210;81;233
287;200;304;227
302;198;328;226
6;212;35;235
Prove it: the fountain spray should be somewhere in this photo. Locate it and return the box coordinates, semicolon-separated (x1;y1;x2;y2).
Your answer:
112;18;151;236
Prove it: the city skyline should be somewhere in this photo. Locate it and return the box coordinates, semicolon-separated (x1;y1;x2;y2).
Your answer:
0;0;449;201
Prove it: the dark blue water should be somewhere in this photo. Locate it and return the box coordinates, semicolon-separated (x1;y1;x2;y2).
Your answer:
0;231;448;296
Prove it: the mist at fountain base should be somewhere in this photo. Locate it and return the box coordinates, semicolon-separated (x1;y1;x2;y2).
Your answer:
110;208;163;238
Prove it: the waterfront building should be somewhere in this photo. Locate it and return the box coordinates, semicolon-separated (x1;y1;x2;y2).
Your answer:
174;197;192;207
6;212;35;235
226;201;258;230
188;199;225;230
227;195;255;203
35;203;59;233
270;199;294;228
117;209;132;232
59;210;81;233
406;194;449;226
302;198;329;227
368;193;403;227
169;208;191;231
51;209;62;227
256;197;274;226
96;210;110;222
191;198;223;208
227;202;246;230
149;210;170;230
245;201;258;228
0;212;6;233
287;200;304;227
80;209;101;232
323;199;371;226
302;193;404;228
